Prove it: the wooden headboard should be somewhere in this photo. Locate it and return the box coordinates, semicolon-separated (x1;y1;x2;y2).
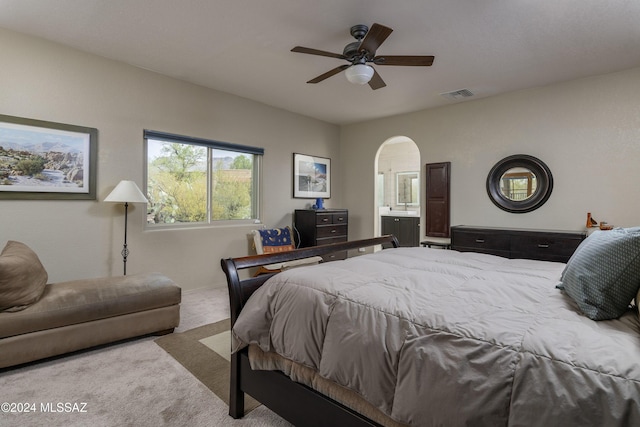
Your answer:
221;235;399;326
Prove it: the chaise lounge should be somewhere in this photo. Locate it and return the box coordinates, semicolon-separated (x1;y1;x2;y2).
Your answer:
0;240;181;369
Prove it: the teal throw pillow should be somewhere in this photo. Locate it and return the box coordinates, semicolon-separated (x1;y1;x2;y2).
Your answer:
558;228;640;320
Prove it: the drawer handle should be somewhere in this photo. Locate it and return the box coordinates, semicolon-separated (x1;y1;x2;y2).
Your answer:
331;229;337;233
337;217;344;221
322;218;329;222
475;239;485;243
538;244;550;248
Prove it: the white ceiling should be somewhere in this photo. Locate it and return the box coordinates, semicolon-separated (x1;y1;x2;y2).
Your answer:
1;0;640;125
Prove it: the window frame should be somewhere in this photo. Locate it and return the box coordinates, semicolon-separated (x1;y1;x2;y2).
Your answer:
144;130;263;229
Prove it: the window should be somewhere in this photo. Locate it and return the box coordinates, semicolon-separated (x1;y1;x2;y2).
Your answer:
144;130;263;226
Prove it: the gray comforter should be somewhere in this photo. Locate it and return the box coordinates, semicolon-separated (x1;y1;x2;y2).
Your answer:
232;248;640;426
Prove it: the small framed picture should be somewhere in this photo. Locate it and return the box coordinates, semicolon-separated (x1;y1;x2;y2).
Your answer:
293;153;331;199
0;114;98;200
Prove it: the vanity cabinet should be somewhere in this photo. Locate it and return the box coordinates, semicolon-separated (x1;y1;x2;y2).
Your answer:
451;226;586;263
381;215;420;247
294;209;348;261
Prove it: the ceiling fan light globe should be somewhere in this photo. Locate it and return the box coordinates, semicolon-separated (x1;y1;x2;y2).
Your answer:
345;64;374;85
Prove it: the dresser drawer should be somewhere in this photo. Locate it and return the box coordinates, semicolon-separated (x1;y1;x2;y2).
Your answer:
453;230;510;252
315;212;348;225
316;213;334;225
511;234;583;263
317;235;347;244
333;212;348;224
316;224;348;239
317;236;348;261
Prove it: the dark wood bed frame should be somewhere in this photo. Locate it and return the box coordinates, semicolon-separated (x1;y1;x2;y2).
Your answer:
221;235;400;427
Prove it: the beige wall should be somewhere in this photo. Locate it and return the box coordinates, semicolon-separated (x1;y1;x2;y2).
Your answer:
341;67;640;240
3;27;640;291
0;28;340;290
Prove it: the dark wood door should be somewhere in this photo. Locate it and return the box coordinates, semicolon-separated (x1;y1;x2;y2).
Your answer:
425;162;451;238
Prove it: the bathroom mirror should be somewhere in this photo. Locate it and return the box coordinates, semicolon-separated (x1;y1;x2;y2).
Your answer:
486;155;553;213
396;171;419;206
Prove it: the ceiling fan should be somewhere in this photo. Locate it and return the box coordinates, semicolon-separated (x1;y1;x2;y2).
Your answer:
291;23;434;90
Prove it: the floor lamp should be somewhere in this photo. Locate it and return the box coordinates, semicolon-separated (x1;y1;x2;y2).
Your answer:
105;180;148;275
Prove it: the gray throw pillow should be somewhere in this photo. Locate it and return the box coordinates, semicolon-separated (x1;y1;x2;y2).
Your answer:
0;241;48;312
558;228;640;320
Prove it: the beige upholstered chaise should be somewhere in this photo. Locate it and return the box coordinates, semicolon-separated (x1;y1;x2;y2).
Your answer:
0;241;181;369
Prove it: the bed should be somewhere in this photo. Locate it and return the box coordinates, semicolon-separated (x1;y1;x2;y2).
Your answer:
221;231;640;426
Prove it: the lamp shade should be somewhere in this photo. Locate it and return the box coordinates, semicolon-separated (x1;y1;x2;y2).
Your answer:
104;180;148;203
345;64;374;85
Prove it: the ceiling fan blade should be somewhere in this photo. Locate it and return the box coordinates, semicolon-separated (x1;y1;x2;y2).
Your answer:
368;68;386;90
307;64;351;84
373;55;435;66
358;23;393;57
292;46;346;60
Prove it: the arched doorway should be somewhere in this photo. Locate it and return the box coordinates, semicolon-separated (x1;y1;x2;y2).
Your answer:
374;136;421;237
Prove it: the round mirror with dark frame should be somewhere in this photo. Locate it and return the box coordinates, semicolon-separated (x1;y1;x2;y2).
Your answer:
486;154;553;213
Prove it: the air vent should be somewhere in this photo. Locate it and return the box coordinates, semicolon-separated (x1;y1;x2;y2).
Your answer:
440;89;474;101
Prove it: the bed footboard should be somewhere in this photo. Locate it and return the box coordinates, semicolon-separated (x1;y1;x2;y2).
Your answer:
220;235;399;423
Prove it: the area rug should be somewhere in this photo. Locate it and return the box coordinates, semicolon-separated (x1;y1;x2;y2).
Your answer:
154;319;260;413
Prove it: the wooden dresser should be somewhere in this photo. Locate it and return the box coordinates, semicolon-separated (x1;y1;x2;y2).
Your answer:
294;209;348;261
450;225;586;263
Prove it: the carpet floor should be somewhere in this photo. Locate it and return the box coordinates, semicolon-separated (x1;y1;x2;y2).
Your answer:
0;287;291;427
154;319;260;412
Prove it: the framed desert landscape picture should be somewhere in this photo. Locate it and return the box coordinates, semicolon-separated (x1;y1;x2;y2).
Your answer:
0;114;97;200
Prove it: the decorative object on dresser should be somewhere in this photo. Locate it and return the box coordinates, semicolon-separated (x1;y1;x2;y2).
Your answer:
451;225;586;263
486;154;553;213
294;209;348;261
586;212;598;228
380;214;420;247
